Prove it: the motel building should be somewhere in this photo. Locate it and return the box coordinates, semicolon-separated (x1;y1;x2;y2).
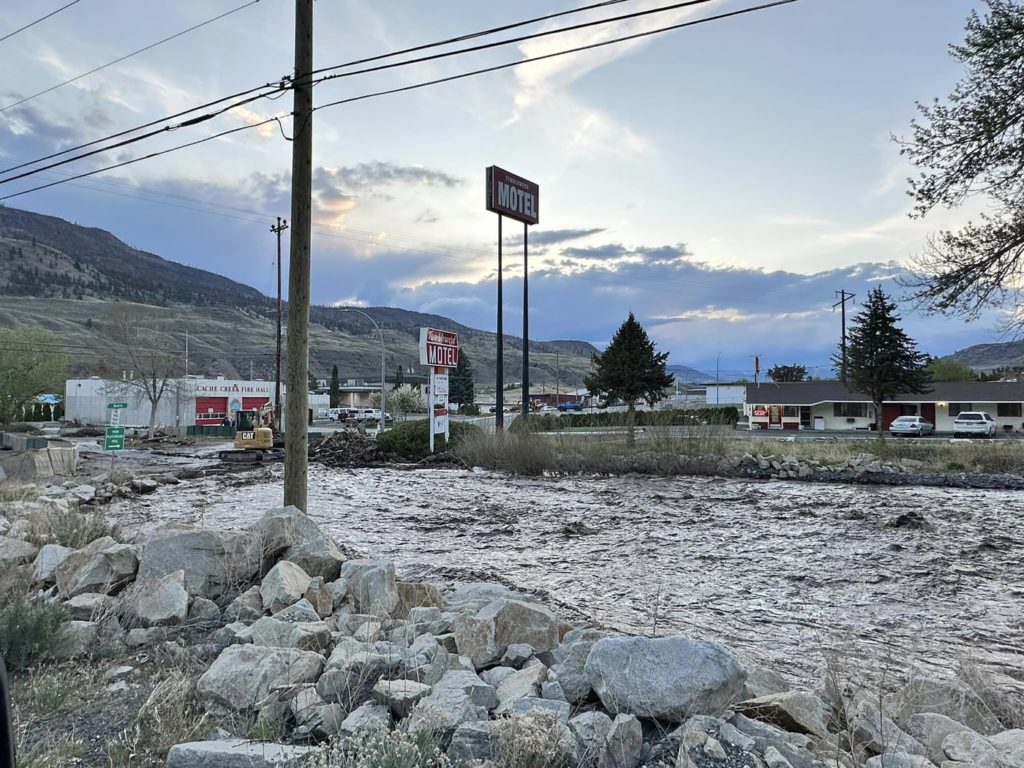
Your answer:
744;381;1024;433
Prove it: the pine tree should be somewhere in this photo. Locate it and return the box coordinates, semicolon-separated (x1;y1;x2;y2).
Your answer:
393;365;405;391
836;287;931;437
449;351;475;407
329;364;340;407
584;313;674;445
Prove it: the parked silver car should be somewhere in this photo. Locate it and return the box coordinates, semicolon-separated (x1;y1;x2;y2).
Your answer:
952;411;997;438
889;415;934;437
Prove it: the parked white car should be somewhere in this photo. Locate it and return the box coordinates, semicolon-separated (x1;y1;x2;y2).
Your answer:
952;411;997;438
889;415;934;437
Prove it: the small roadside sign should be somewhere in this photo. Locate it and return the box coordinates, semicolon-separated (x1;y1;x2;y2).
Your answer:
107;403;128;409
104;426;125;452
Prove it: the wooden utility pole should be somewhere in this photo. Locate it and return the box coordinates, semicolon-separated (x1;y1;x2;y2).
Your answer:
271;217;288;423
833;290;856;385
284;0;313;512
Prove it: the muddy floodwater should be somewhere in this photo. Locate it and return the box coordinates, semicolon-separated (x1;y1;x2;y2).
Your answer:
109;461;1024;684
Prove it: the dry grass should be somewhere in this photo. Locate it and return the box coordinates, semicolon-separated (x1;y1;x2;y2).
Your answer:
22;508;122;549
493;711;573;768
309;724;450;768
0;483;39;503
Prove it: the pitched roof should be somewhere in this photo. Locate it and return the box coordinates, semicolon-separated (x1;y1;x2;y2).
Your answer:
745;381;1024;405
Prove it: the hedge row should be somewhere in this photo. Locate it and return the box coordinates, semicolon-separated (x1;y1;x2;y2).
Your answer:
512;407;740;432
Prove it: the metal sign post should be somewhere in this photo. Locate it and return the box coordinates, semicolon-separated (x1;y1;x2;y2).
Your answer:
486;165;539;427
420;328;458;452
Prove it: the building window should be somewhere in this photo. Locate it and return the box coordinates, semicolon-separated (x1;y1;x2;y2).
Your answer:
997;403;1022;418
948;403;971;417
782;406;800;418
833;402;867;418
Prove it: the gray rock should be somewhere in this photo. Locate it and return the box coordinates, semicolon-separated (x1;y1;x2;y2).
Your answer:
991;729;1024;765
50;620;99;659
481;666;517;689
550;628;605;704
286;535;346;582
31;543;73;585
197;644;324;713
130;477;160;494
303;577;333;618
224;586;264;623
260;561;312;615
188;596;222;626
495;664;547;715
599;715;641;768
407;671;493;735
436;670;499;710
66;592;114;620
852;700;927;760
942;729;1001;765
138;525;260;599
741;665;792;700
55;537;138;597
126;627;171;647
448;721;497;764
510;696;570;723
316;649;396;709
585;635;746;721
728;712;814;752
737;691;831;739
273;597;321;624
70;484;96;503
864;753;936;768
372;678;432;718
570;710;613;757
354;620;384;643
907;712;976;765
339;702;392;736
455;597;560;668
211;622;252;648
542;680;567;702
341;559;399;617
165;739;316;767
891;676;1002;735
501;643;535;668
133;569;189;627
240;617;331;652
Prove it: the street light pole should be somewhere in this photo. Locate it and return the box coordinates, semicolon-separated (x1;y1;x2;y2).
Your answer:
340;308;386;432
716;352;721;404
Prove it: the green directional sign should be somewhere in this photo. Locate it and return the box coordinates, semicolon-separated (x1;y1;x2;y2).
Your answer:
104;426;125;452
107;403;128;409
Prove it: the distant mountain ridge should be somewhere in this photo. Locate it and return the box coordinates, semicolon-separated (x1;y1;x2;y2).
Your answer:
949;340;1024;372
667;363;715;383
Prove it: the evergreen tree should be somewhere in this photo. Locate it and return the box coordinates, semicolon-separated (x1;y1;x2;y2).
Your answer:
393;365;405;390
584;313;674;445
449;351;475;407
767;364;808;382
329;364;341;407
836;287;931;437
307;370;318;393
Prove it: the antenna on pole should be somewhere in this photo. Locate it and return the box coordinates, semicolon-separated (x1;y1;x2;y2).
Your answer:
833;290;856;384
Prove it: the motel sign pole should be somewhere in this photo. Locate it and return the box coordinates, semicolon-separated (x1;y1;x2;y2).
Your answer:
486;165;539;428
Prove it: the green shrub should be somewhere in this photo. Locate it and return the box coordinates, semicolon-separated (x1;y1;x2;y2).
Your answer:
520;407;740;431
0;590;68;670
310;725;449;768
377;419;481;460
460;403;481;416
455;430;556;475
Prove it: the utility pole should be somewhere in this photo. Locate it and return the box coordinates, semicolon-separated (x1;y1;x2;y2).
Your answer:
284;0;313;512
495;216;504;429
833;290;856;385
521;223;530;417
184;330;189;377
555;350;560;405
271;217;288;423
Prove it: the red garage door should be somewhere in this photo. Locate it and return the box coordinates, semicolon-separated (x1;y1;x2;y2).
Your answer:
242;397;270;410
196;396;227;425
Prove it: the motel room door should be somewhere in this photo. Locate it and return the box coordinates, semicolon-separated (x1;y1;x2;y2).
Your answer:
921;403;936;425
768;405;783;428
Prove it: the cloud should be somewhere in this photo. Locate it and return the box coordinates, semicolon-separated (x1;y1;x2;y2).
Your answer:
322;162;462;191
504;227;606;246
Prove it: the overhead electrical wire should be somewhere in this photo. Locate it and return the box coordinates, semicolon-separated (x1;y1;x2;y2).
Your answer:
0;0;801;200
0;0;637;178
0;0;263;114
0;0;82;45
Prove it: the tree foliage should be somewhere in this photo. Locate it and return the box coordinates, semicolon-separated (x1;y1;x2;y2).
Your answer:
837;288;931;435
371;384;424;419
925;356;978;382
584;313;673;444
767;364;807;382
449;349;475;406
100;307;181;439
898;1;1024;330
0;327;68;425
329;364;341;408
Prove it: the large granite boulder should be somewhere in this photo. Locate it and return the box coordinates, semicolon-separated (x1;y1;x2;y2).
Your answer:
137;525;260;599
0;537;38;568
249;506;346;580
455;598;560;668
132;569;189;627
736;691;831;739
890;676;1002;735
31;543;73;585
55;536;138;597
550;628;605;703
239;617;331;652
165;739;316;767
196;645;324;713
341;560;399;617
584;636;746;721
260;561;312;615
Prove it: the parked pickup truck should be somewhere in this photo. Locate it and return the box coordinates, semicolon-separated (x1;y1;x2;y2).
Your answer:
557;402;584;412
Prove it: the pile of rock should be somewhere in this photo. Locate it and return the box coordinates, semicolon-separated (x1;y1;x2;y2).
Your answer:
5;502;1022;768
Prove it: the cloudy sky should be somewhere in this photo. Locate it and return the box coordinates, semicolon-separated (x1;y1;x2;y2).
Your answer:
0;0;999;378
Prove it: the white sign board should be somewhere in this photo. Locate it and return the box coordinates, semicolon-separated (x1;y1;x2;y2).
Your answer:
434;412;448;434
434;374;449;396
419;327;459;367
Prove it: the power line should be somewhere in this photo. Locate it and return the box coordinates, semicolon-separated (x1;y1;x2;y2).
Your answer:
0;0;263;114
0;1;637;178
0;0;801;199
0;1;82;45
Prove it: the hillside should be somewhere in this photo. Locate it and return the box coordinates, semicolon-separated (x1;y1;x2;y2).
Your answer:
0;206;600;388
949;340;1024;372
667;363;714;383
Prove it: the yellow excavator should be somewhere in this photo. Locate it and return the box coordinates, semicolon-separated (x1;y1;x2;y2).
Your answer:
218;403;283;463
